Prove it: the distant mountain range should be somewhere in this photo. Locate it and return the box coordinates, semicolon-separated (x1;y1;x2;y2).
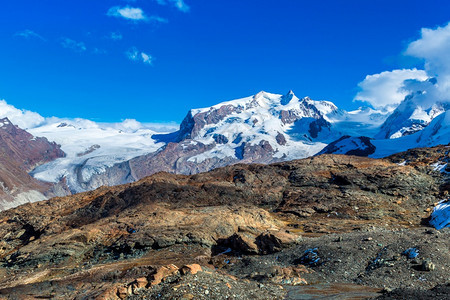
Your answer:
1;89;450;209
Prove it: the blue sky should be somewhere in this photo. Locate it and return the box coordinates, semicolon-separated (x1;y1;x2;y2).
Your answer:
1;0;450;123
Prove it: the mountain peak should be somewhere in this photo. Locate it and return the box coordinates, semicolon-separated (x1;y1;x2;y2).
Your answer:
281;90;296;105
0;117;12;127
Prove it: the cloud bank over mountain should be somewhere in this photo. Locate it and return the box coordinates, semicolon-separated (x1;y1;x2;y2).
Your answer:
354;69;428;110
355;22;450;111
0;99;177;133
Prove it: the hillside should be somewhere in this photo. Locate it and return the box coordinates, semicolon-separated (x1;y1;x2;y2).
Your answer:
0;118;65;210
0;151;448;299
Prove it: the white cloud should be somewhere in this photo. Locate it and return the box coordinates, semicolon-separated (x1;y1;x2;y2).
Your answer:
0;100;45;129
126;47;153;65
107;6;147;21
0;99;178;134
172;0;190;13
406;22;450;98
108;119;179;133
354;69;428;109
141;52;153;64
15;29;46;41
155;0;190;13
113;119;143;132
107;6;168;23
61;38;87;52
354;21;450;110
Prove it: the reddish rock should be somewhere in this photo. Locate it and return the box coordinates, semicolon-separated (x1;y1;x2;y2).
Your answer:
135;277;148;289
180;264;203;275
95;287;119;300
116;287;128;299
0;117;64;172
150;264;179;286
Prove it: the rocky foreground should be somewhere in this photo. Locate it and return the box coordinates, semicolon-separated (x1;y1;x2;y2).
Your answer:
0;150;449;299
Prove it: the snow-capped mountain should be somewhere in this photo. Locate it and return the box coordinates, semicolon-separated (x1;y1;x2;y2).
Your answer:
317;136;376;157
2;88;450;210
320;108;450;158
121;91;344;179
370;109;450;157
375;92;448;140
122;91;392;180
161;91;339;162
25;90;361;196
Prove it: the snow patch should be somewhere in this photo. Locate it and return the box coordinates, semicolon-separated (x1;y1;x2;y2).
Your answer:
1;190;47;211
429;200;450;230
397;161;407;166
430;162;448;173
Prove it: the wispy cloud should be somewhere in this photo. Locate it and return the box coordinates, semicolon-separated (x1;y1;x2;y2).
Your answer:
61;38;87;52
107;6;168;23
15;29;46;41
149;16;169;23
107;6;147;21
126;47;153;65
108;32;123;41
155;0;190;13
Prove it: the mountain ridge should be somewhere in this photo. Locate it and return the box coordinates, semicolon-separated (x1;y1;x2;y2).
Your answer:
2;89;450;209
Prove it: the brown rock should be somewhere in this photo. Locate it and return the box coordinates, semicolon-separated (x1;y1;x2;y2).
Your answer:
180;264;203;275
256;230;301;254
135;277;148;289
150;264;179;286
127;285;133;296
95;287;120;300
421;260;435;271
116;287;128;299
227;232;259;254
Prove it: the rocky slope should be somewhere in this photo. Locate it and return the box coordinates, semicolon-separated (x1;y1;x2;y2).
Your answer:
0;152;448;299
0;118;65;210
